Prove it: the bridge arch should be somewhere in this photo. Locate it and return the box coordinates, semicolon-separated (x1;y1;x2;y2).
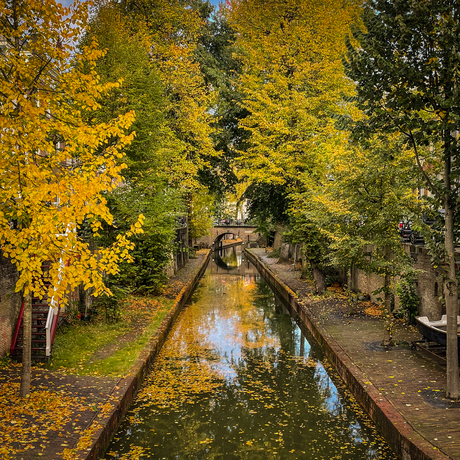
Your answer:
212;232;240;248
194;225;259;249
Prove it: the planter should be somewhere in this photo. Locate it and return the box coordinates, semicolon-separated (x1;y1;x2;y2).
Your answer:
357;294;370;301
81;313;91;321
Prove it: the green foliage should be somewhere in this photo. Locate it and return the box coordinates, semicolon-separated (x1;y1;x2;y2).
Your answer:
83;3;191;295
83;4;167;177
245;181;290;226
325;274;340;287
194;4;248;196
297;135;419;280
344;0;460;272
283;215;328;272
250;217;274;243
396;276;420;325
189;189;215;240
266;248;280;259
119;188;182;290
0;353;11;369
344;0;460;358
92;285;129;323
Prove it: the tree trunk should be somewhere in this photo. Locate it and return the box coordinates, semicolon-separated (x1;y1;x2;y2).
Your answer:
444;200;459;399
382;273;393;346
187;193;192;248
20;293;32;398
382;246;393;347
349;262;356;292
300;243;326;294
442;143;460;399
300;243;309;280
312;263;326;295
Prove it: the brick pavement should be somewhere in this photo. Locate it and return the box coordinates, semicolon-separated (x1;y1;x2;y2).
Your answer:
250;248;460;460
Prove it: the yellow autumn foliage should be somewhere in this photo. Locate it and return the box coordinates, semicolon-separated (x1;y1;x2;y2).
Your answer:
229;0;361;185
0;0;143;302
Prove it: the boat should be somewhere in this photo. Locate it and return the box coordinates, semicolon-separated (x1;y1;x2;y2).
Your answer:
416;315;460;348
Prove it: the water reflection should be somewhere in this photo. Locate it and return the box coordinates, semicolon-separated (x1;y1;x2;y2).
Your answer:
106;249;396;459
210;245;258;277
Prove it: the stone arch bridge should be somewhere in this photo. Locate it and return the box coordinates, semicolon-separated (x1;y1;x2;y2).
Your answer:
194;226;259;249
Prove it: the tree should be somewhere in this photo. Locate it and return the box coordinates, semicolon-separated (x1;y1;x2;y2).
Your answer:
345;0;460;398
117;0;221;272
119;0;219;191
84;3;185;294
0;0;142;396
296;134;420;344
193;2;250;198
230;0;359;184
244;181;290;244
228;0;360;292
189;188;215;242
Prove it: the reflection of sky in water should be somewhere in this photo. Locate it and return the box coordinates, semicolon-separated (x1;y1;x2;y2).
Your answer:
294;323;312;356
201;273;364;438
107;253;396;460
314;363;341;414
202;276;278;381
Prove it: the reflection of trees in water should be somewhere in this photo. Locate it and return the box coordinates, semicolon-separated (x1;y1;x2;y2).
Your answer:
216;246;240;268
220;250;238;267
109;272;395;460
144;344;391;459
210;247;260;278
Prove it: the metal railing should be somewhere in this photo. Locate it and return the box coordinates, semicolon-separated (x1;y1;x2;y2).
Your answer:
45;299;60;357
10;298;25;355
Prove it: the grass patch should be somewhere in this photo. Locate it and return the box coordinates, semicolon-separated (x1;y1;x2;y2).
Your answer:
49;322;129;371
86;308;170;377
49;296;175;377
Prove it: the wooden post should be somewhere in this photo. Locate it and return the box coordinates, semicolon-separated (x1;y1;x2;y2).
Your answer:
382;245;394;347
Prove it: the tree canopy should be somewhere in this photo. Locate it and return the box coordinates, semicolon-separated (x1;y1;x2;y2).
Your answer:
0;0;144;395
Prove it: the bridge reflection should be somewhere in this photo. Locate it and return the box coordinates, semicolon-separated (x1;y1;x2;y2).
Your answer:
209;246;259;276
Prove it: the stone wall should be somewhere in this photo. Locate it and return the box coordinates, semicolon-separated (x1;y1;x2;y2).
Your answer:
350;244;445;320
0;254;21;356
279;242;301;264
275;239;445;321
405;244;444;319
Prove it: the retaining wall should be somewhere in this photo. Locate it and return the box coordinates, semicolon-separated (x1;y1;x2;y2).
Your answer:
276;240;446;321
350;244;445;320
0;254;21;356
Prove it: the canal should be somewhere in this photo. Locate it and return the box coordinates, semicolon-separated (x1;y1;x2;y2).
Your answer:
106;246;397;459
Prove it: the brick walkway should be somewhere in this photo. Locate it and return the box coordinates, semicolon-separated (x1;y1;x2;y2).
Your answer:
250;249;460;460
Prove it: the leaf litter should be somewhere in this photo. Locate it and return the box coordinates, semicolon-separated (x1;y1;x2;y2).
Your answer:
106;275;397;459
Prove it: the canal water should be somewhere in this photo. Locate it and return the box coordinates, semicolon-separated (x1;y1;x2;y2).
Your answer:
106;246;396;459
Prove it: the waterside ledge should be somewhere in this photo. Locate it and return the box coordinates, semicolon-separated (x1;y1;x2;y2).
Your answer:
245;248;450;460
